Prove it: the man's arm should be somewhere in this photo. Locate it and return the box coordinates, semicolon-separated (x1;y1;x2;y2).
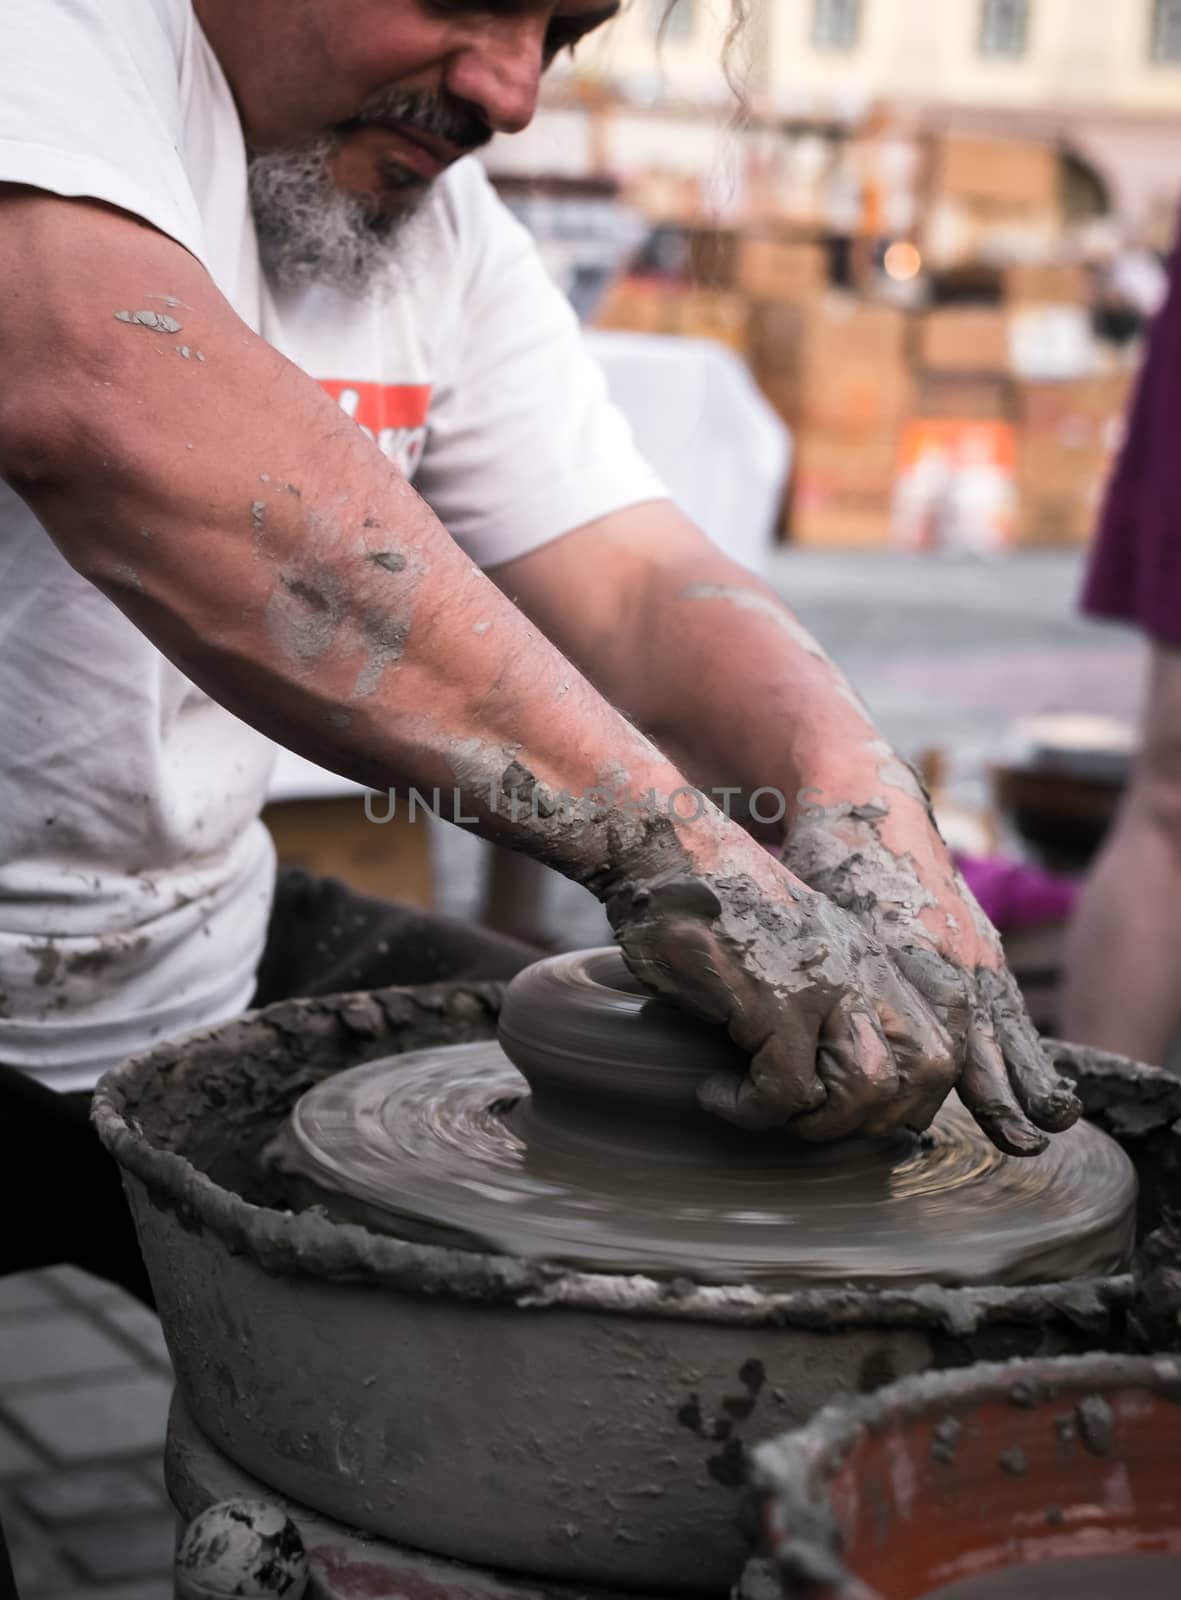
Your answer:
493;499;917;837
494;501;1082;1154
0;190;691;875
492;500;847;822
0;187;972;1144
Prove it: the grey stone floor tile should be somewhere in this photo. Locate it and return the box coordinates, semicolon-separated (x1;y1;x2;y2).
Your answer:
47;1584;171;1600
1;1312;138;1388
0;1501;73;1597
43;1267;129;1308
133;1455;168;1499
56;1507;176;1583
97;1303;172;1371
0;1416;43;1480
3;1371;172;1465
0;1274;60;1316
16;1463;162;1525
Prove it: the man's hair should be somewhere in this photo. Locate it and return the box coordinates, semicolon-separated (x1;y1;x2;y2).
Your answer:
657;0;751;101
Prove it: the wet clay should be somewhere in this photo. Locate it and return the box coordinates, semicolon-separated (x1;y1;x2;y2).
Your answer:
782;800;1080;1155
919;1555;1181;1599
91;978;1179;1323
92;993;1175;1592
269;950;1136;1287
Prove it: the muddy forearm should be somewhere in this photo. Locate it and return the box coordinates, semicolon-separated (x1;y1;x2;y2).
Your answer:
626;561;978;949
2;230;718;887
630;556;920;832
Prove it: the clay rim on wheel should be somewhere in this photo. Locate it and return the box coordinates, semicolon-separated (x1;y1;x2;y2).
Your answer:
91;977;1137;1327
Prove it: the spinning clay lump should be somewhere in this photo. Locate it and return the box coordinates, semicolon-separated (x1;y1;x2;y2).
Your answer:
271;948;1137;1288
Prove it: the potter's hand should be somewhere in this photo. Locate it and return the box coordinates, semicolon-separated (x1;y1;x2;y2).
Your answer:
781;794;1081;1155
600;831;960;1141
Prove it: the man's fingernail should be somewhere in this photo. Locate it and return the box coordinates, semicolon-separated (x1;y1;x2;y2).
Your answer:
802;1078;828;1112
1034;1085;1082;1129
697;1077;736;1117
996;1118;1048;1157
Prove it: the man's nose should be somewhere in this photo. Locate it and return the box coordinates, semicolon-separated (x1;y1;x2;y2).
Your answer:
443;21;545;137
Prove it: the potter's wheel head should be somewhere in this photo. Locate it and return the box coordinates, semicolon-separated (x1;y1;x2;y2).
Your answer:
276;948;1136;1288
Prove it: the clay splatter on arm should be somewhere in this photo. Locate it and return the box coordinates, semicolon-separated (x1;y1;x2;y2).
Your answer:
114;309;183;333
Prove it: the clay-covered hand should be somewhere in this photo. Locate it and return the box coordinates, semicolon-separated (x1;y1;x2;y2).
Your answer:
601;834;962;1142
781;794;1081;1155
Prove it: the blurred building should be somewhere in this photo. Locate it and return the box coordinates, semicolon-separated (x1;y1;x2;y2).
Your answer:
490;0;1181;239
484;1;1181;557
577;0;1181;116
608;0;1181;114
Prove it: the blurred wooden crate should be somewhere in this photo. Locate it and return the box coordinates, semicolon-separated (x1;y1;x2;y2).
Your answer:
262;795;434;909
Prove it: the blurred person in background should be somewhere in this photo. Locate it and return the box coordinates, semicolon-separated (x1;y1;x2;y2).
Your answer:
1063;214;1181;1067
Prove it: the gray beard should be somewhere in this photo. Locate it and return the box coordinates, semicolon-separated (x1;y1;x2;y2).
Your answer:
247;137;427;299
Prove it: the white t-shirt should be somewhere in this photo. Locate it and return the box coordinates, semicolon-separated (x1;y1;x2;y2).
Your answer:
0;0;665;1090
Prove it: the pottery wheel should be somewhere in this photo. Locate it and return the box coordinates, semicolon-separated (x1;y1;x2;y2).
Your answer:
275;948;1136;1288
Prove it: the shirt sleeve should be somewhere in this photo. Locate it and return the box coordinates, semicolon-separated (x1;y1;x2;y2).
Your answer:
0;0;205;265
1081;222;1181;647
413;162;668;569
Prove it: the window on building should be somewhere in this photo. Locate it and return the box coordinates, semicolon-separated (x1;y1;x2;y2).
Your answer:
979;0;1030;58
812;0;862;53
647;0;695;42
1151;0;1181;61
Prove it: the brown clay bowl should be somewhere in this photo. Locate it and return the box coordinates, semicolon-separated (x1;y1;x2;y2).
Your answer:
992;764;1125;870
748;1351;1181;1598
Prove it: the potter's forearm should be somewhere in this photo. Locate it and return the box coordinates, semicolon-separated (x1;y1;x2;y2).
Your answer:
631;554;919;831
524;522;1077;1153
18;390;704;885
0;194;730;889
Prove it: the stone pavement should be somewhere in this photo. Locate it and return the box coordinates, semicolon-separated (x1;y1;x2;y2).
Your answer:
769;547;1145;782
0;1269;173;1600
0;549;1148;1598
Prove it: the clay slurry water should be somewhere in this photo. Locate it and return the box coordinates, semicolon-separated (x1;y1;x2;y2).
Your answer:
921;1553;1181;1598
273;948;1137;1285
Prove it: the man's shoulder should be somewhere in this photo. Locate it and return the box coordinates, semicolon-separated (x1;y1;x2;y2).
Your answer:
135;0;191;34
55;0;190;52
16;0;195;110
123;0;194;71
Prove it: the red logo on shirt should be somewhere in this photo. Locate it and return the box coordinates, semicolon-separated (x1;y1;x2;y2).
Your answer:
321;381;431;477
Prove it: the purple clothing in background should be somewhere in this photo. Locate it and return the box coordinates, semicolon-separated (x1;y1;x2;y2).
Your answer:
1083;231;1181;646
956;854;1077;934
